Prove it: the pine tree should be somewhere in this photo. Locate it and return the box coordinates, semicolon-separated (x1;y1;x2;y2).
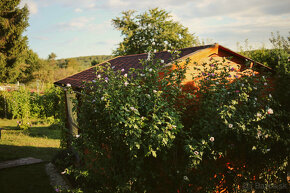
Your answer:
0;0;30;83
112;8;199;56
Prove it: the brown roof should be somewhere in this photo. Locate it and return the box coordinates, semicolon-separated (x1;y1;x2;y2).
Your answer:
54;45;214;88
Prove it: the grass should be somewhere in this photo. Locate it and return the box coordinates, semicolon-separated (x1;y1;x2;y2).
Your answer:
0;118;61;193
0;118;60;161
0;163;55;193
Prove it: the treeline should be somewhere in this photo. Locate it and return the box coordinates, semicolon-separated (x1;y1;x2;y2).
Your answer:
57;55;113;68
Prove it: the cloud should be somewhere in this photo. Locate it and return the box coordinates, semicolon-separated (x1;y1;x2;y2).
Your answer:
20;0;38;14
57;17;95;31
33;36;49;41
74;8;83;13
29;0;290;58
56;17;112;33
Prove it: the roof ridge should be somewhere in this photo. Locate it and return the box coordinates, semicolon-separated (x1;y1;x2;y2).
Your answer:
53;55;121;83
117;44;216;58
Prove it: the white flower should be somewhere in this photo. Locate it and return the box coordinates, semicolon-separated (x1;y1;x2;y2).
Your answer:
176;170;180;174
215;82;219;85
154;49;157;52
252;73;255;76
257;112;262;117
138;85;141;88
269;94;272;98
97;74;101;79
140;74;145;77
124;73;127;78
264;82;267;86
209;137;215;142
101;97;105;101
183;176;189;181
161;60;164;63
153;90;157;93
124;81;129;86
265;134;269;138
253;87;257;90
257;130;262;138
194;151;199;155
92;80;96;83
152;42;156;46
266;148;270;152
167;50;171;52
112;66;115;69
130;107;137;111
228;124;233;128
76;135;80;138
149;68;153;72
147;52;151;61
241;83;244;87
66;83;71;87
61;170;66;175
146;94;151;98
267;108;273;115
121;69;125;72
254;97;257;101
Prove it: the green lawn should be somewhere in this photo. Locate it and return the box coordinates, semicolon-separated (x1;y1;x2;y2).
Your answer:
0;118;61;193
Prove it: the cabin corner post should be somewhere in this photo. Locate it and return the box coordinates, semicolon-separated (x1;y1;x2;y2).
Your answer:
64;90;72;148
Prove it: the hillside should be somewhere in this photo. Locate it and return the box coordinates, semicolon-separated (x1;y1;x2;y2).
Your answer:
57;55;113;69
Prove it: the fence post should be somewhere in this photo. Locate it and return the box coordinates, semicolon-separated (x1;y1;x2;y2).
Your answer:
4;94;7;118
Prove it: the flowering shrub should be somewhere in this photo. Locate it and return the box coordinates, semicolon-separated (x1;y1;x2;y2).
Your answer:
66;53;289;192
180;59;289;192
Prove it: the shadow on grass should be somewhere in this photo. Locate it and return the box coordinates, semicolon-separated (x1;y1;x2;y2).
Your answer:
0;144;60;162
25;126;61;140
1;126;61;140
0;126;18;130
0;163;55;193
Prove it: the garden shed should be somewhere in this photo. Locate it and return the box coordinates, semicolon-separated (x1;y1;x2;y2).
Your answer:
54;43;272;141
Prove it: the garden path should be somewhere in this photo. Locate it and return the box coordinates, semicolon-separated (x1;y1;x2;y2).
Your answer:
0;157;43;170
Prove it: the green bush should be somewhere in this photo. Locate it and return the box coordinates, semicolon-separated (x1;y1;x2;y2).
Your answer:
64;51;289;192
0;85;65;129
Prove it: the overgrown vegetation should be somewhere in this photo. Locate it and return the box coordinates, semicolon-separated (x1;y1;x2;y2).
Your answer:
0;85;65;130
57;34;289;192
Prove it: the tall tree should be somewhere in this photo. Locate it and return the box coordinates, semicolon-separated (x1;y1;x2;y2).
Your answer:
112;8;199;56
0;0;29;82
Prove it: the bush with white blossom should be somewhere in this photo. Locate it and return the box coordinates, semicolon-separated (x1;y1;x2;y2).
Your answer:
64;53;289;192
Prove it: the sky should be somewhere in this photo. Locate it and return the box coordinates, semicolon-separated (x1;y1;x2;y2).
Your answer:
20;0;290;59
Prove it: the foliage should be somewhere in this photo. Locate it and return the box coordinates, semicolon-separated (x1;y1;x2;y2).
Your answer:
238;32;290;111
0;0;30;83
0;86;65;129
56;55;113;68
238;32;289;71
112;8;199;56
63;49;289;192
